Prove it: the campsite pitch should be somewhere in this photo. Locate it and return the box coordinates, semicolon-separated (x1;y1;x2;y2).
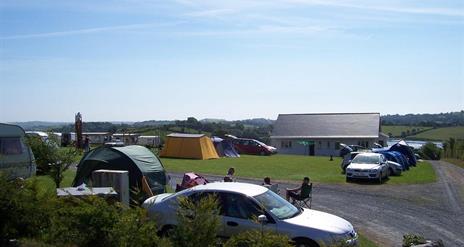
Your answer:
161;154;436;184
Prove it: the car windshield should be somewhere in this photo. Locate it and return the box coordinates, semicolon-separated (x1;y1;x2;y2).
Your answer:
254;190;300;220
352;155;379;164
255;140;267;146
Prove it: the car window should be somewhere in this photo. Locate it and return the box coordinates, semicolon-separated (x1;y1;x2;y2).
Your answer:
352;155;380;164
220;192;262;219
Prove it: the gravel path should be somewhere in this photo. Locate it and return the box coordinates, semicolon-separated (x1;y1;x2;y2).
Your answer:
168;160;464;247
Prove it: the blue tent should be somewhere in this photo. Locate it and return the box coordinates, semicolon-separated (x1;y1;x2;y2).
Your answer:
211;136;240;158
374;150;409;170
390;140;417;166
390;151;410;170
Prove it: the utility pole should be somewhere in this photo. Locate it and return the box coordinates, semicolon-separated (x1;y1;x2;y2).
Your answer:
75;112;83;149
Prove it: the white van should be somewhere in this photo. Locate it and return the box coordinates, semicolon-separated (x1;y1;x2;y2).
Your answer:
0;123;36;179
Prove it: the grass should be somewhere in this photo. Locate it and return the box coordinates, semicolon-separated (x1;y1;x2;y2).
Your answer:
381;125;432;137
29;169;76;195
161;154;436;185
444;158;464;169
358;233;378;247
411;126;464;141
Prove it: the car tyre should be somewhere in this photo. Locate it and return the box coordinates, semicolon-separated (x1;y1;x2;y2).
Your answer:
346;177;351;183
378;172;382;184
388;168;393;177
293;238;319;247
260;151;265;156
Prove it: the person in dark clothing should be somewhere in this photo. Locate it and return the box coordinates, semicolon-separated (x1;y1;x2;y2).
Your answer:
286;177;311;201
224;167;235;182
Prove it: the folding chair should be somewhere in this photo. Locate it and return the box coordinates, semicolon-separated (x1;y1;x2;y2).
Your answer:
269;183;279;194
291;183;313;209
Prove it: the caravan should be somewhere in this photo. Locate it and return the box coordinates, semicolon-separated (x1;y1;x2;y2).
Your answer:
0;123;36;179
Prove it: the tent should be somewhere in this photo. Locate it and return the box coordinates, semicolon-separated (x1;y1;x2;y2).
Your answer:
160;133;219;160
211;136;240;158
389;140;417;166
72;145;167;195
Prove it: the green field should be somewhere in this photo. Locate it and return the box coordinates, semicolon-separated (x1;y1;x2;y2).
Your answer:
28;169;76;195
161;155;436;185
381;125;432;137
411;126;464;141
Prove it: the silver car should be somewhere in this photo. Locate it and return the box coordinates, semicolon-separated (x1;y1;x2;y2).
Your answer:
346;153;389;183
143;182;358;247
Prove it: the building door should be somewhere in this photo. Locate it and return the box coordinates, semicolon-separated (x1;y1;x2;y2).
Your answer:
309;144;315;156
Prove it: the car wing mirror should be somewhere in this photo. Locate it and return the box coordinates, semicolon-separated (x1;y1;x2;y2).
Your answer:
258;214;268;224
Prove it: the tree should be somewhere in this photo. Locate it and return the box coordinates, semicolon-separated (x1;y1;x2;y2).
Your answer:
26;135;78;188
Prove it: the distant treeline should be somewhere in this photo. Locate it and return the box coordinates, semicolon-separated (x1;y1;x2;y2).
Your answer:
381;111;464;127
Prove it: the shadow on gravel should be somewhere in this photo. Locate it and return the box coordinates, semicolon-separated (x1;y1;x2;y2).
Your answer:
346;177;391;185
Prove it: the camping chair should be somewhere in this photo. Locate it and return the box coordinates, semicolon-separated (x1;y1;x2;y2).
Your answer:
269;183;279;194
291;183;313;209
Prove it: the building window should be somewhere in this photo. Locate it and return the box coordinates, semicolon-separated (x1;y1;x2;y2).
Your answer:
335;142;340;150
281;141;292;148
378;140;384;147
327;141;330;148
318;141;322;149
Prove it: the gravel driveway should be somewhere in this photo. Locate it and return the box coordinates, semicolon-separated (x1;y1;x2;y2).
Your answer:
168;160;464;247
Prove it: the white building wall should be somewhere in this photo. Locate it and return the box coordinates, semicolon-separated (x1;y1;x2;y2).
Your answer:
272;138;380;156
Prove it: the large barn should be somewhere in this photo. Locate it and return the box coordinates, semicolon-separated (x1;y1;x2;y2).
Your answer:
270;113;388;156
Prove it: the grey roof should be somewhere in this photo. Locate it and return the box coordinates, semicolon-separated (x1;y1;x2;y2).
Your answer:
271;113;381;139
167;133;206;138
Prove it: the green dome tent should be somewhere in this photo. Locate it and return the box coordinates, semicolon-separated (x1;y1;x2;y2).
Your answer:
72;145;167;195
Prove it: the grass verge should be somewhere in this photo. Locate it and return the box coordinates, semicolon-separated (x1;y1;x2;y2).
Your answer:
444;158;464;169
161;155;436;185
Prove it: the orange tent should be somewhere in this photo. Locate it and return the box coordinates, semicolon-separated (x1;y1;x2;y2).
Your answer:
160;133;219;160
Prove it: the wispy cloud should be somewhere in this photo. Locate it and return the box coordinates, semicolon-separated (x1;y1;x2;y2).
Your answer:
0;22;181;40
284;0;464;17
184;8;235;17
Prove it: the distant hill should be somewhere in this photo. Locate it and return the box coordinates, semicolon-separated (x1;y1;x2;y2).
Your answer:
200;118;227;123
381;111;464;127
133;120;176;127
8;121;70;131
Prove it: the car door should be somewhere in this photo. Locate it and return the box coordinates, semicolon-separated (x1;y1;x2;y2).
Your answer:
187;191;226;237
218;192;276;237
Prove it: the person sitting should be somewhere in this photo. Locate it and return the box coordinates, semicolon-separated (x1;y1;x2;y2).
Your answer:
262;177;272;189
286;177;311;202
224;167;235;182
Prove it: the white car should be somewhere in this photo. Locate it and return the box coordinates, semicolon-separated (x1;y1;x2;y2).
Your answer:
346;153;389;183
143;182;358;247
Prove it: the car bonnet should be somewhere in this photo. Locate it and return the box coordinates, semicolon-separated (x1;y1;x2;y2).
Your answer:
283;208;354;234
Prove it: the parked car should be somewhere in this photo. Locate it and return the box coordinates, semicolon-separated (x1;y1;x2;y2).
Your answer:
386;161;402;176
346;153;389;183
143;182;358;247
230;138;277;155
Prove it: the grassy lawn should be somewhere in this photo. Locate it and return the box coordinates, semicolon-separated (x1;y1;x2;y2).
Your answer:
411;126;464;141
161;154;436;185
28;169;76;195
381;125;432;137
444;158;464;169
358;233;378;247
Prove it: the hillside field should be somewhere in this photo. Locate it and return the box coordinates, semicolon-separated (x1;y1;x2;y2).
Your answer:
411;126;464;141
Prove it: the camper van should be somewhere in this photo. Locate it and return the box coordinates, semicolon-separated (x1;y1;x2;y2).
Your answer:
0;123;36;179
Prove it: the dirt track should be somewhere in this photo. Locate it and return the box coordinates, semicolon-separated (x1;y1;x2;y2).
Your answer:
168;160;464;246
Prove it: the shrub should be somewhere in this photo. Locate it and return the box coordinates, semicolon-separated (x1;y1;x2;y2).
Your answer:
170;195;221;247
420;142;441;160
403;234;426;246
224;230;292;247
0;174;53;243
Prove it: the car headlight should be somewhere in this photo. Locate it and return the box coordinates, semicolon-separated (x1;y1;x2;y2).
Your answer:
369;169;379;173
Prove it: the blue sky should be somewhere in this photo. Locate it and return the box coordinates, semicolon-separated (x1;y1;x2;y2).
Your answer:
1;0;463;122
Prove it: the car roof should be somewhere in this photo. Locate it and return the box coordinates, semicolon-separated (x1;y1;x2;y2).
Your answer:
356;152;381;157
189;182;268;197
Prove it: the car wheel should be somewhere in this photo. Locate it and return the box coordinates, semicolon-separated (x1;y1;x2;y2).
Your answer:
260;151;265;156
378;172;382;184
159;225;175;237
293;238;319;247
346;177;351;183
388;168;393;177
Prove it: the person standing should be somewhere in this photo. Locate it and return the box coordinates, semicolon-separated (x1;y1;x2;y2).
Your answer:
83;135;90;153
